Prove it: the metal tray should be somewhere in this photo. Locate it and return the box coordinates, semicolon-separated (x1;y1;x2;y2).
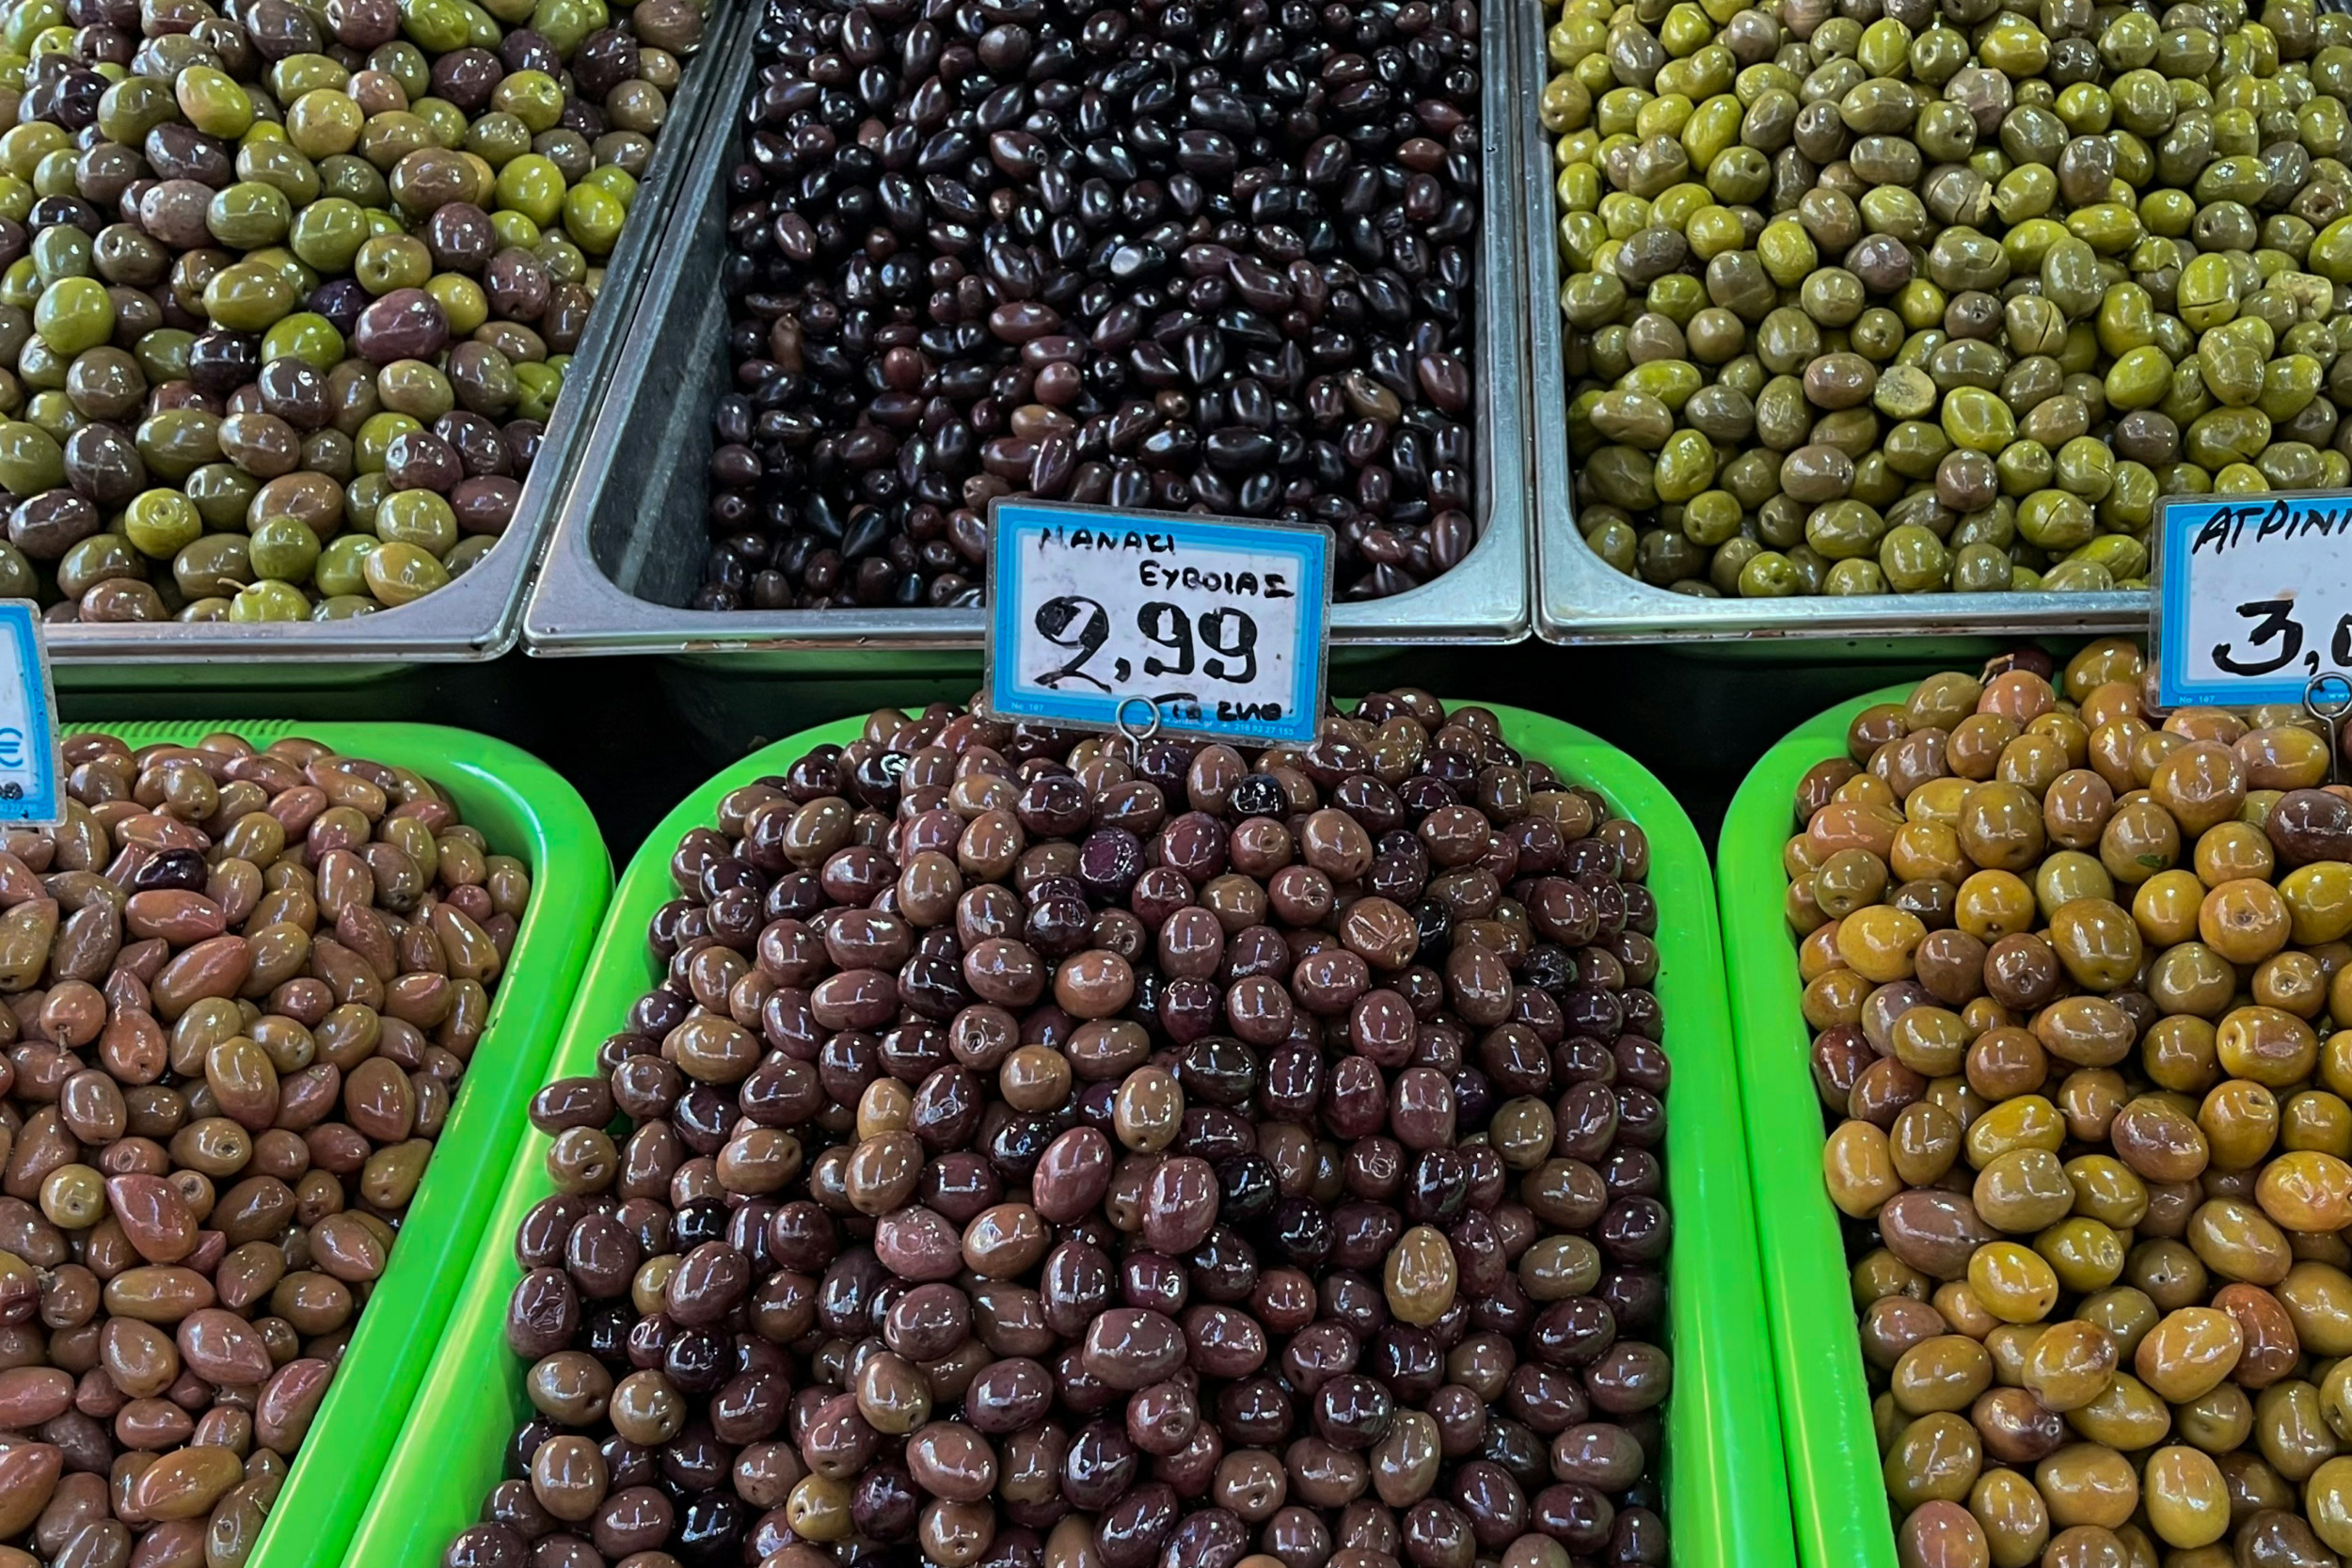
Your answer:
521;0;1534;660
33;1;744;678
1518;0;2152;646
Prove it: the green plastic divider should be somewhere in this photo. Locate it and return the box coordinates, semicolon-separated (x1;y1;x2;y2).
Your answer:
353;704;1793;1568
86;721;613;1568
1715;685;1914;1568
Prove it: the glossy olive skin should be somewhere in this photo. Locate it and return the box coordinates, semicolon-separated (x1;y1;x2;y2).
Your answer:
459;693;1678;1568
0;728;532;1558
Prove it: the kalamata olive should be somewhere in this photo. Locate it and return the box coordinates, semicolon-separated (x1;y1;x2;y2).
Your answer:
450;696;1675;1568
12;730;533;1553
692;0;1486;612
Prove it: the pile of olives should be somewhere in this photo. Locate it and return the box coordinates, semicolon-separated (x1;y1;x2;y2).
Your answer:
446;693;1678;1568
1545;0;2352;598
0;0;705;624
696;0;1490;612
1788;639;2352;1565
0;729;533;1564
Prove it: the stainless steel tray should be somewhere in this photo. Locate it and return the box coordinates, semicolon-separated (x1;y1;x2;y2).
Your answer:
1518;0;2151;646
523;0;1534;660
37;0;744;677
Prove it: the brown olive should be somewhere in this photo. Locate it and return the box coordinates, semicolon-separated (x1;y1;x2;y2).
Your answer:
1785;654;2352;1565
450;696;1677;1568
8;731;534;1555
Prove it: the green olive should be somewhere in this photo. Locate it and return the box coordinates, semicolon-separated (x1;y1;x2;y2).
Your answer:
311;593;381;620
0;417;61;494
514;360;562;421
32;275;109;355
199;261;294;333
206;182;293;250
360;538;449;606
314;533;379;598
262;312;346;373
287;198;369;274
56;531;142;598
1549;0;2352;598
247;515;323;583
494;152;565;228
122;489;202;559
175;66;255;139
1738;548;1802;596
374;490;458;555
227;578;311;622
135;408;222;483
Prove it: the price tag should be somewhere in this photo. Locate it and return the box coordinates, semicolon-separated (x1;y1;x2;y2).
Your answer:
982;499;1333;747
0;602;59;827
2153;488;2352;709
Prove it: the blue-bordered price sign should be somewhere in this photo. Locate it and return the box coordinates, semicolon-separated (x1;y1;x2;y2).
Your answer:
2153;489;2352;708
0;603;59;826
981;500;1333;747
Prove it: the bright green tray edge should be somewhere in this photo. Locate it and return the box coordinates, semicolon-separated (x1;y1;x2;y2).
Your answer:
1716;683;1914;1568
87;720;614;1568
344;711;867;1568
354;703;1795;1568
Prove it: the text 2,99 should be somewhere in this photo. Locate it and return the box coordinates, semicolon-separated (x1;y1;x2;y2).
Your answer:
1032;595;1262;694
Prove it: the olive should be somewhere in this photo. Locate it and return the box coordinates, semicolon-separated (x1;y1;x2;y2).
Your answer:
4;727;533;1555
449;694;1679;1568
690;0;1489;610
1549;0;2352;598
1792;644;2352;1563
0;0;704;621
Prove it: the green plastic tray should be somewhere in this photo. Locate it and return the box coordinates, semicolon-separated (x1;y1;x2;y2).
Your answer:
84;721;612;1568
353;704;1793;1568
1716;684;1917;1568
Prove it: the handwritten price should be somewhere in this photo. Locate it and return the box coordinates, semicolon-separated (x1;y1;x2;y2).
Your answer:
2208;598;2352;678
1031;595;1262;696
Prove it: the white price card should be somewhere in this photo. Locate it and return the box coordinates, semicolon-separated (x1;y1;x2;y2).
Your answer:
981;499;1333;747
2153;489;2352;709
0;602;59;827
